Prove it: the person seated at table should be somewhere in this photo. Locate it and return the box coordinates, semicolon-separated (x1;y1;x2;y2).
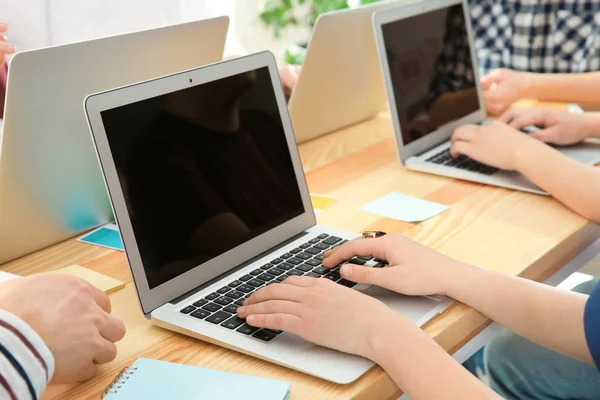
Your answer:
0;273;126;398
236;235;600;399
466;1;600;115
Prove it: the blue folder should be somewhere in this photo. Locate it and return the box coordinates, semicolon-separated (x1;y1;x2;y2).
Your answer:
102;358;291;400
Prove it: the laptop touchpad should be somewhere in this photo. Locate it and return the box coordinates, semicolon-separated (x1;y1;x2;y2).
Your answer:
362;285;441;325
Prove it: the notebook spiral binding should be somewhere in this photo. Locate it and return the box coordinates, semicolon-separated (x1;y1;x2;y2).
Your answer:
101;366;138;398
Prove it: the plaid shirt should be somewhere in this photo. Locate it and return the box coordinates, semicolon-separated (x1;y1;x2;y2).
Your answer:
428;1;600;104
470;0;600;74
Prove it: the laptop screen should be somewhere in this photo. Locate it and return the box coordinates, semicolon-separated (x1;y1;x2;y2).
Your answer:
381;3;480;145
100;67;305;289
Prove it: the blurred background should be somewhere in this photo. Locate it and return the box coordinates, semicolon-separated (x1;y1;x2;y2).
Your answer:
235;0;382;64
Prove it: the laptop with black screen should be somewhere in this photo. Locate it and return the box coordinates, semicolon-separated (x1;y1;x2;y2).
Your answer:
84;52;452;384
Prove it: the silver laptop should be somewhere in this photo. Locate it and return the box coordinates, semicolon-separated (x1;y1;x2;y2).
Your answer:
0;17;229;264
373;0;600;195
289;0;406;144
84;52;453;384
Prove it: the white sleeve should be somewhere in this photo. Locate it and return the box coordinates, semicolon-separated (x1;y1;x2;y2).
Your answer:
180;0;246;58
0;310;55;400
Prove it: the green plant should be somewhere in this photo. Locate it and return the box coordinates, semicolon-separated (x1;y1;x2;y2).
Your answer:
259;0;382;38
259;0;382;64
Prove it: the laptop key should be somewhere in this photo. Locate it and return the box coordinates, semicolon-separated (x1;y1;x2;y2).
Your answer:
250;269;262;276
202;303;221;312
317;234;329;239
192;299;208;307
305;272;320;278
314;243;329;250
248;279;264;287
314;254;325;261
291;248;303;254
299;243;311;249
228;280;242;288
221;315;246;330
214;296;234;306
276;275;287;282
240;274;253;281
281;253;293;259
312;266;329;275
252;330;277;342
224;290;244;299
305;259;321;267
278;263;293;270
349;258;366;265
260;263;273;270
323;274;340;283
287;258;303;265
296;264;312;272
217;287;232;294
236;284;254;293
267;329;283;335
287;270;304;277
205;293;219;301
271;258;284;264
374;262;387;268
338;279;356;288
190;309;211;319
237;324;259;335
305;247;321;255
323;236;342;245
297;253;312;260
222;305;239;314
206;311;230;325
234;299;246;307
268;267;285;275
309;238;320;244
180;306;196;314
257;273;276;282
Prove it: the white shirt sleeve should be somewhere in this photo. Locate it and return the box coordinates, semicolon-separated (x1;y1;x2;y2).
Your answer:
0;310;55;400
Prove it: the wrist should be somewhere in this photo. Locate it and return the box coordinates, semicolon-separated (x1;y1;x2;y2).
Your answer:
511;135;545;172
582;114;600;139
523;72;543;99
366;314;421;364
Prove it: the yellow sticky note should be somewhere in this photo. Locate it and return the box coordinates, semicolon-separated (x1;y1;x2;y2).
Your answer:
310;194;338;211
50;265;125;294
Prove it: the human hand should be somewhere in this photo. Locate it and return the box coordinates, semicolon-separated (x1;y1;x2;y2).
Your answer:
237;276;407;360
481;69;533;115
0;274;126;383
0;23;15;67
322;235;467;297
279;64;301;97
451;120;541;170
500;108;600;145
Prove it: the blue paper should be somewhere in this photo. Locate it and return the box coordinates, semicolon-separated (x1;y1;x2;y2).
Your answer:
103;358;291;400
361;192;450;222
78;225;123;251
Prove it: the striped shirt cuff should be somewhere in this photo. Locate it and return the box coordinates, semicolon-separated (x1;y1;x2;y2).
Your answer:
0;310;55;400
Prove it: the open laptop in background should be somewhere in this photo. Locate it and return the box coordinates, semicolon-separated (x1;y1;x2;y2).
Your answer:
0;17;228;264
373;0;600;195
289;0;406;144
84;52;453;384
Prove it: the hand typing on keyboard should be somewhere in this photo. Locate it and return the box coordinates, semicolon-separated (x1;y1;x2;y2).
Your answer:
237;276;400;359
450;120;542;171
321;235;467;297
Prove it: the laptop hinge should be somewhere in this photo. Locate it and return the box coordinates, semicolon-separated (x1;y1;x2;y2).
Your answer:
169;230;311;305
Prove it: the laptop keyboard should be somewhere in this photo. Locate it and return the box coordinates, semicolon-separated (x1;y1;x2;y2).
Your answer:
178;233;388;343
426;149;499;176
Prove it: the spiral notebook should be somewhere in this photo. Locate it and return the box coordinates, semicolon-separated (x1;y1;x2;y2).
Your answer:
102;358;291;400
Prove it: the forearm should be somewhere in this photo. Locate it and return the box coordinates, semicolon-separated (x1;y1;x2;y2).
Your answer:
370;318;500;399
514;140;600;223
0;309;54;399
446;263;593;365
528;72;600;105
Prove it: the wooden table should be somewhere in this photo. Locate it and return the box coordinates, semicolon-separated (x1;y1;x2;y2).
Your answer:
2;103;598;399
